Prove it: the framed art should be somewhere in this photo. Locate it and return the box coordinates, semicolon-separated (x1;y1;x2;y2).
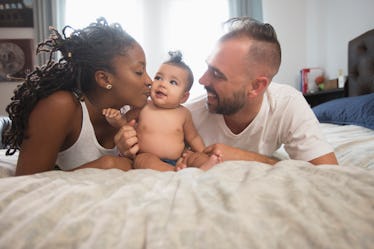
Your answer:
0;39;34;81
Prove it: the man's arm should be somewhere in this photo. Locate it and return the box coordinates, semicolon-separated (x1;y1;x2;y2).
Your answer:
309;152;338;165
204;143;279;165
204;143;338;166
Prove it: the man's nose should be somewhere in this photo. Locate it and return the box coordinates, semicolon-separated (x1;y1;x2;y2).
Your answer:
199;71;209;86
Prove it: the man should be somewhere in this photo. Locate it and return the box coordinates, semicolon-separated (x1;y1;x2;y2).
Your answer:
184;17;338;166
115;17;338;167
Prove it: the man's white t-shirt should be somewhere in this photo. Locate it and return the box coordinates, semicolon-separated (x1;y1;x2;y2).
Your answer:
185;82;334;161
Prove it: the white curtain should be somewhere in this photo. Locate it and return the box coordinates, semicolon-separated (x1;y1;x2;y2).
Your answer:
228;0;263;21
32;0;65;65
38;0;262;98
32;0;262;66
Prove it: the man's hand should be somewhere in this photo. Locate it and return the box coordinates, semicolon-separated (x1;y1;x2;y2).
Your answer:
203;143;234;161
114;120;139;159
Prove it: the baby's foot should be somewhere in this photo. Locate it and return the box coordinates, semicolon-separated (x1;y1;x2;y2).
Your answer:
199;154;223;171
175;163;187;172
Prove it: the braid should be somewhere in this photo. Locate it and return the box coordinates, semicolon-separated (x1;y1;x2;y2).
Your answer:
3;17;136;155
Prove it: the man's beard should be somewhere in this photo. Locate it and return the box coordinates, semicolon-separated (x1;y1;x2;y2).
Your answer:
206;87;246;115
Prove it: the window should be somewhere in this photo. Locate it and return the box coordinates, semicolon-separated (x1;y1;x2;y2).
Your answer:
65;0;229;100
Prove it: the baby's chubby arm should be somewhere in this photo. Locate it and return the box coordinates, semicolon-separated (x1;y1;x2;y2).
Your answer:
183;108;205;152
102;108;128;129
103;106;142;129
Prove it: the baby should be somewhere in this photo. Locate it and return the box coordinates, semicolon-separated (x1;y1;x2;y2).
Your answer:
103;51;222;171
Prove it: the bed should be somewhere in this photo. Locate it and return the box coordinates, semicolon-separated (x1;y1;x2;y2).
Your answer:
0;30;373;249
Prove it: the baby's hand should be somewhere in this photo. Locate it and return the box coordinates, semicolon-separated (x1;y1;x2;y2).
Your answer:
103;108;127;128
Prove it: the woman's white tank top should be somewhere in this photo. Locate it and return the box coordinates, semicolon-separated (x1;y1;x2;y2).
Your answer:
56;101;116;170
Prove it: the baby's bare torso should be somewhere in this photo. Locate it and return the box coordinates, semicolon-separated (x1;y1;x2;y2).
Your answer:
137;103;187;160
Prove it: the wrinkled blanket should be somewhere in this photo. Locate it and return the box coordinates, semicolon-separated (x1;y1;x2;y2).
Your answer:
0;160;373;249
274;123;374;169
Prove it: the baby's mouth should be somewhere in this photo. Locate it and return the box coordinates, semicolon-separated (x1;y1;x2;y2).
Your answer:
155;90;167;98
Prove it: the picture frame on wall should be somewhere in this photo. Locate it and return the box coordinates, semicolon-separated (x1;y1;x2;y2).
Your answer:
0;0;34;28
0;39;34;82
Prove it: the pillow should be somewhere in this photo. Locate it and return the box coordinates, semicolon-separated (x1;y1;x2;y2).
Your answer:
312;93;374;130
0;116;11;149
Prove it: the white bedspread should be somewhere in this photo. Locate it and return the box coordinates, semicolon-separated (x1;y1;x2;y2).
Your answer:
274;123;374;169
1;123;374;248
0;160;373;249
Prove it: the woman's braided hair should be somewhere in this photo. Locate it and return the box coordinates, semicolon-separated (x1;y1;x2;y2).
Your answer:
3;17;136;155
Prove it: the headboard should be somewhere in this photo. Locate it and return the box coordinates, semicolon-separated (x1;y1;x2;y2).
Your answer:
345;29;374;97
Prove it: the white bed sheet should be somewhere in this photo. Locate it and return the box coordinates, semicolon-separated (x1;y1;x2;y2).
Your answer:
274;123;374;169
0;161;373;249
0;124;373;249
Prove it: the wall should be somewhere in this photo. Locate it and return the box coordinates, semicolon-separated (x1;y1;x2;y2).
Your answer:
262;0;307;88
318;0;373;79
263;0;374;89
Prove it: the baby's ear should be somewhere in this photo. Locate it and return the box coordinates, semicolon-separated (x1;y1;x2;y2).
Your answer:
180;91;190;104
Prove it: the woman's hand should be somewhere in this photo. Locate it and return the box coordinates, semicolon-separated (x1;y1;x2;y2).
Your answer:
114;120;139;158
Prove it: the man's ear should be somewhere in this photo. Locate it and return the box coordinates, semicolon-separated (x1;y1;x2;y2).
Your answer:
247;76;269;97
180;91;190;104
95;70;112;89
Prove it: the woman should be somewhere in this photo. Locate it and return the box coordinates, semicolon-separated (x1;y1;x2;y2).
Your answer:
2;17;152;175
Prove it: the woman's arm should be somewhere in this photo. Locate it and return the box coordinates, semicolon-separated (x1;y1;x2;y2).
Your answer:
15;91;80;175
15;91;134;176
73;155;133;171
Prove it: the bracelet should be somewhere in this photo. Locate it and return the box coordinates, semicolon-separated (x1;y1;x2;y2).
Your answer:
117;148;126;157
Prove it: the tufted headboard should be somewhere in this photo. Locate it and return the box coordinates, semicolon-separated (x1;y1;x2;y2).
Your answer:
345;29;374;97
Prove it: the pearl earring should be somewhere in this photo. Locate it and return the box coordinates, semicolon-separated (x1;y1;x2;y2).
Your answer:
106;84;112;90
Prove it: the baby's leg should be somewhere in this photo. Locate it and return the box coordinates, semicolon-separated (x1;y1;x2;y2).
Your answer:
103;108;127;128
134;152;176;171
177;151;222;171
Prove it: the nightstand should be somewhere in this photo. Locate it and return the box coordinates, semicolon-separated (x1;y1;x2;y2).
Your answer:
303;88;345;107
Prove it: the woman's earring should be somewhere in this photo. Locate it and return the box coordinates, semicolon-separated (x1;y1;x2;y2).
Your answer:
106;84;112;90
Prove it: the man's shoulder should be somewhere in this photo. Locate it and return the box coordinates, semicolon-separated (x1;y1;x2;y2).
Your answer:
268;82;301;96
266;82;305;109
184;94;207;112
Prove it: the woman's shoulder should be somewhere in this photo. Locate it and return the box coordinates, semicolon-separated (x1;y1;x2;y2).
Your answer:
46;90;80;105
31;91;81;121
39;91;80;109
